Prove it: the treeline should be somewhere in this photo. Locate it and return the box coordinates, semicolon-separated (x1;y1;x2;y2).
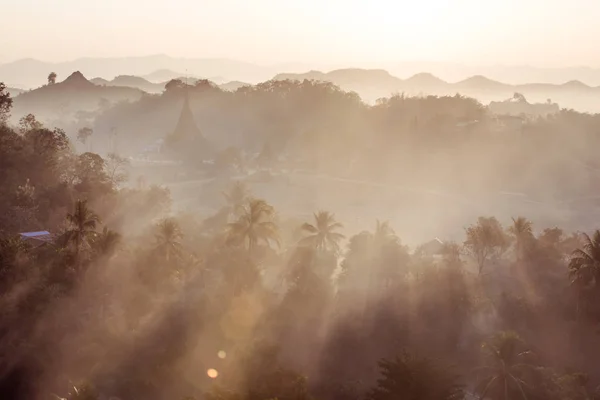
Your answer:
3;82;600;400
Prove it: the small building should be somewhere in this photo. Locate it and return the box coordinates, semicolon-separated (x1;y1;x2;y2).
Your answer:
19;231;55;247
417;238;445;257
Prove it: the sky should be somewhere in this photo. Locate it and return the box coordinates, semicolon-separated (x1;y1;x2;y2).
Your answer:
2;0;600;67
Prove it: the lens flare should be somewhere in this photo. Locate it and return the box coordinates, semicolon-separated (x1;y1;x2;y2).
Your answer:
218;350;227;359
207;368;219;378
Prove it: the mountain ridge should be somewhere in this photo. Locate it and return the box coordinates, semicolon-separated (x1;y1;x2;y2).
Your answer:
5;55;600;89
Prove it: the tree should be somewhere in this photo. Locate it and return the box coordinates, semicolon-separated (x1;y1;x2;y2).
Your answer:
105;152;130;187
0;235;30;289
568;230;600;319
92;226;121;257
165;78;186;92
48;72;57;85
512;92;527;103
474;331;535;400
227;198;279;253
77;127;93;151
65;199;100;261
366;352;464;400
464;217;509;274
0;82;12;124
154;218;183;263
508;217;533;261
19;113;43;133
300;211;345;254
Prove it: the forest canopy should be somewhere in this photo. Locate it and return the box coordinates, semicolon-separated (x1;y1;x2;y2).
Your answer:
2;79;600;400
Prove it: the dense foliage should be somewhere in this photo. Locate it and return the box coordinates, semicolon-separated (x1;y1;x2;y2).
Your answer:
2;81;600;400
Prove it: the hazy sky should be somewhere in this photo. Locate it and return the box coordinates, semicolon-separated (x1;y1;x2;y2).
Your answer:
2;0;600;67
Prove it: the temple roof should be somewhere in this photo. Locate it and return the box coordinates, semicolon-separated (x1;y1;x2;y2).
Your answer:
170;91;202;143
164;90;212;160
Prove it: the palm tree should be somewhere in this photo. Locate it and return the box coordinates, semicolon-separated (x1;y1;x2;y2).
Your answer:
227;198;279;253
154;218;183;262
366;352;464;400
474;331;535;400
568;230;600;319
92;226;121;257
300;211;345;254
65;200;100;260
508;217;533;261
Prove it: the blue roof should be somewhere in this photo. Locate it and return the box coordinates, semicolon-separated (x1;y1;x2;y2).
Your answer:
20;231;51;238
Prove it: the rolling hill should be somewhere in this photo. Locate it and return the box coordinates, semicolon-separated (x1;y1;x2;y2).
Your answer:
91;75;165;93
11;71;145;122
273;69;600;111
0;55;277;88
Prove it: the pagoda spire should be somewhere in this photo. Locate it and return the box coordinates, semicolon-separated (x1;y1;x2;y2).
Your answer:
163;85;213;161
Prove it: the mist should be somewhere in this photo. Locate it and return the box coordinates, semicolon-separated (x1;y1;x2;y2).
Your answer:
3;13;600;399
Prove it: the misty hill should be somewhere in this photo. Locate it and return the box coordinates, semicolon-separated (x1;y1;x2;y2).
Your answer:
90;74;249;94
403;72;448;89
219;81;250;91
455;75;507;90
91;75;165;93
0;55;276;88
140;69;226;84
11;71;144;122
7;55;600;90
141;69;188;82
275;68;402;88
274;68;600;111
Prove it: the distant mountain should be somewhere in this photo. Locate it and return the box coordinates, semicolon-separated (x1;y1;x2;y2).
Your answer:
5;56;600;90
561;80;589;90
275;68;402;88
92;75;165;93
142;69;188;83
454;75;508;91
273;68;600;111
90;77;110;86
11;71;144;122
219;81;250;91
0;55;276;88
387;61;600;86
141;69;226;84
89;73;246;93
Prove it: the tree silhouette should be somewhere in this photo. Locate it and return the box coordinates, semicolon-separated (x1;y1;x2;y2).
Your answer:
464;217;509;274
568;230;600;320
366;352;464;400
154;218;183;263
48;72;57;85
474;331;535;400
227;198;279;253
92;226;121;257
508;217;533;261
300;211;345;254
77;127;93;151
0;82;12;123
65;199;100;261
